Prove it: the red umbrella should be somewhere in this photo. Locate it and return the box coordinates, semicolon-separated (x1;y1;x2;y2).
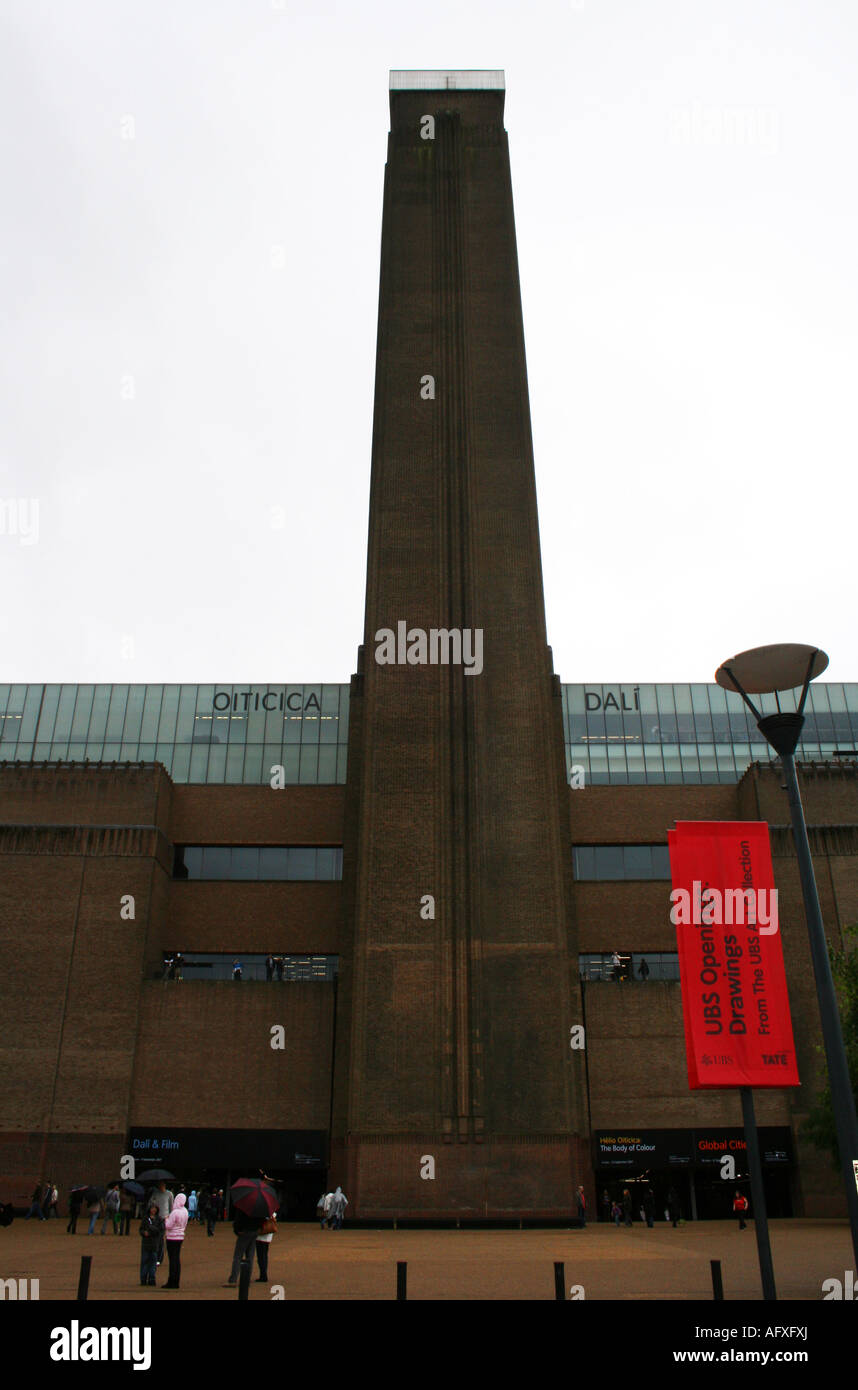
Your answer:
229;1179;278;1218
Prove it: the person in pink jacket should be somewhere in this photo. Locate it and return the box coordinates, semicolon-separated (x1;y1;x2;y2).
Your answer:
162;1191;188;1289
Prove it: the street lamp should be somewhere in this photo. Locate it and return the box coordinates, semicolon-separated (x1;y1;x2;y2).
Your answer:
715;643;858;1267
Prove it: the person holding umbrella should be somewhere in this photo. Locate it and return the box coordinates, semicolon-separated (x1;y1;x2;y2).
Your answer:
67;1187;86;1234
225;1174;278;1287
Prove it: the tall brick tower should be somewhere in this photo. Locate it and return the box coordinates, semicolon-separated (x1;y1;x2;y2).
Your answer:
332;71;589;1217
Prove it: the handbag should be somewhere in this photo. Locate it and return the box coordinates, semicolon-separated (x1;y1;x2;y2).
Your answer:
259;1217;276;1235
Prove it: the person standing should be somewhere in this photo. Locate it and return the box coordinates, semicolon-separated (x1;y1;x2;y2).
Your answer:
67;1189;83;1234
733;1190;749;1230
638;957;650;981
622;1189;633;1227
611;949;622;982
611;1200;622;1226
139;1203;162;1287
330;1186;348;1231
642;1188;655;1228
24;1184;45;1221
151;1181;173;1266
188;1189;198;1224
119;1186;134;1235
600;1189;611;1223
232;960;242;981
275;956;284;982
101;1182;121;1234
265;954;275;982
576;1185;586;1225
255;1212;276;1282
204;1189;217;1236
226;1208;262;1285
317;1192;330;1229
162;1192;188;1288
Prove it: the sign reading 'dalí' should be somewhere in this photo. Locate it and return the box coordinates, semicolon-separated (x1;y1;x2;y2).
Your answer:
668;821;800;1090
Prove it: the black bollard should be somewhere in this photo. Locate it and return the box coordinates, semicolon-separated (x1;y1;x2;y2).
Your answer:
238;1258;251;1301
554;1261;565;1301
76;1254;92;1301
711;1259;724;1301
396;1261;407;1300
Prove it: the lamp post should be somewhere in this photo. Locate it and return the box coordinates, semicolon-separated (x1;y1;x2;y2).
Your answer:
716;644;858;1267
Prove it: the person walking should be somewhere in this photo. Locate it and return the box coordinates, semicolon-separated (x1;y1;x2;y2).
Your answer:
162;1191;188;1288
86;1192;102;1235
45;1182;59;1218
642;1188;655;1228
188;1189;198;1224
139;1203;162;1287
330;1187;348;1230
576;1185;586;1225
255;1212;276;1282
232;960;242;981
667;1186;680;1228
600;1189;611;1224
638;956;650;981
733;1190;749;1230
622;1189;633;1227
611;1200;622;1226
67;1189;83;1234
226;1207;262;1285
24;1184;45;1221
317;1192;330;1229
611;949;622;982
101;1183;121;1234
265;954;275;982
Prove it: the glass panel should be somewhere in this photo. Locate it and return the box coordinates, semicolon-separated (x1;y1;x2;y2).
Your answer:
201;847;231;878
287;847;317;879
623;845;652;878
231;847;260;879
594;846;624;879
259;848;290;880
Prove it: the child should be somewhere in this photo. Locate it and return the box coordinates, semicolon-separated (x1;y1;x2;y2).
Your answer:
611;1201;622;1226
139;1203;163;1286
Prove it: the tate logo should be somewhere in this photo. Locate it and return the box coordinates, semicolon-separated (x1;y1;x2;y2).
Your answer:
762;1053;787;1065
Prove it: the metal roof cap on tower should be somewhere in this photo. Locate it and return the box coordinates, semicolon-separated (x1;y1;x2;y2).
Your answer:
389;70;505;90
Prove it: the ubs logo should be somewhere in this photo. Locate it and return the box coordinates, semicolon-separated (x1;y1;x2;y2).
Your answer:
585;687;640;713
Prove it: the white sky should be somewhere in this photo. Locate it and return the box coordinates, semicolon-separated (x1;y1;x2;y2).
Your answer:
2;0;856;686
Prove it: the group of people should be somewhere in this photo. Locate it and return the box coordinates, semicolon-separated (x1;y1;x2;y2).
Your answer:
609;951;650;982
24;1182;59;1220
316;1187;348;1229
600;1187;680;1227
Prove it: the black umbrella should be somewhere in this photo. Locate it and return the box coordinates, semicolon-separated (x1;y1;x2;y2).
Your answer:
229;1178;278;1219
123;1181;145;1197
137;1169;175;1183
82;1186;105;1202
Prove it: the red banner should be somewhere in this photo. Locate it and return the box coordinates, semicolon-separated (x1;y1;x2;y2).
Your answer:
668;821;800;1089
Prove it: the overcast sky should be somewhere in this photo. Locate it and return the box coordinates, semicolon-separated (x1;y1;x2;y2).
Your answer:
2;0;855;687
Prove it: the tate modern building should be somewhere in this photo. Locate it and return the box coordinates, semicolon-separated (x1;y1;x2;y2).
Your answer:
1;72;856;1222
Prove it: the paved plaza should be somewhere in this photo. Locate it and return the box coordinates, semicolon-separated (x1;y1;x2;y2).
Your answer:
1;1219;851;1301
